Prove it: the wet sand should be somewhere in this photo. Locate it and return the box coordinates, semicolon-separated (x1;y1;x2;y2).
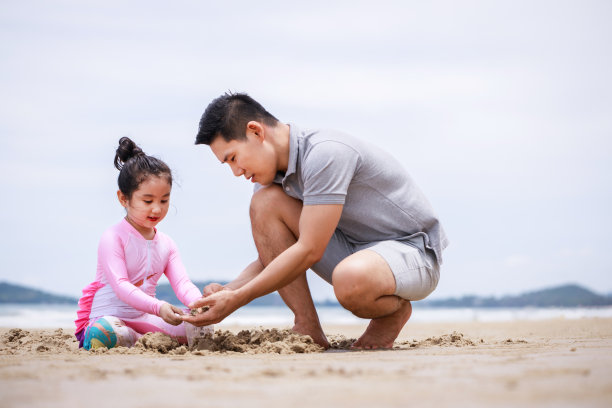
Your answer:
1;318;611;407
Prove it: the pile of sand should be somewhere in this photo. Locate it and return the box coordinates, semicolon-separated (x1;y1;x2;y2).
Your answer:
0;328;493;355
0;327;324;355
0;328;78;355
400;331;482;348
190;328;324;354
328;334;357;349
93;328;325;355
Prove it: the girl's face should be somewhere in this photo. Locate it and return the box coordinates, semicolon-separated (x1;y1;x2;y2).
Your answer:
117;175;171;239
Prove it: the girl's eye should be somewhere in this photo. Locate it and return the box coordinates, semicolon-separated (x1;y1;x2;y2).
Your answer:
144;200;153;204
161;200;168;204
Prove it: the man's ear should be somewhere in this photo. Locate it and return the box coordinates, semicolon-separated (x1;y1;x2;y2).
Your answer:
117;190;128;208
246;121;265;141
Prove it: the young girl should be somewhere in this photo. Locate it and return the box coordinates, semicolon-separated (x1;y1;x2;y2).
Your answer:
74;137;203;350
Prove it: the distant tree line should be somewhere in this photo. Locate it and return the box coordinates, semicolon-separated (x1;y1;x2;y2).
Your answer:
420;284;612;308
1;281;610;308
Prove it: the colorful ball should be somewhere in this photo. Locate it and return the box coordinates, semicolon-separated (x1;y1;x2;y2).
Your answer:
83;317;118;350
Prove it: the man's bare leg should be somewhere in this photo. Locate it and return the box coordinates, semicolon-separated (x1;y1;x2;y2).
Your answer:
250;185;329;348
276;273;329;348
332;249;412;349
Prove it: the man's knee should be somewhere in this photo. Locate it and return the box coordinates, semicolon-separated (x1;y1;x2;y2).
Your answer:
332;258;373;317
250;184;302;237
250;184;286;222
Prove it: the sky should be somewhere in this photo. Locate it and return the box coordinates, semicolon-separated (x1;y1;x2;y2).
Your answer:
1;0;611;301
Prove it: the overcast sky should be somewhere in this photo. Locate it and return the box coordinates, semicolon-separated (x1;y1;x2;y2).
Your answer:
1;0;611;301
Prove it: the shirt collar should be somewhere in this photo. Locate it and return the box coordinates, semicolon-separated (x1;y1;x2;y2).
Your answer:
284;123;299;179
121;218;158;242
272;123;299;185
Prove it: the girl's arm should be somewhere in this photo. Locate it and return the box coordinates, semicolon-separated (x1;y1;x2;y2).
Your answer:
164;238;203;307
98;231;165;316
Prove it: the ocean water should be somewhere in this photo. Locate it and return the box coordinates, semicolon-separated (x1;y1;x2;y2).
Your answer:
1;304;612;329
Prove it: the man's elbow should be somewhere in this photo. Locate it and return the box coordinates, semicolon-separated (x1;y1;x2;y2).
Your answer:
303;246;326;266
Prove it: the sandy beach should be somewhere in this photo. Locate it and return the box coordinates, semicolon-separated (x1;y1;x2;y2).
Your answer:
1;317;611;408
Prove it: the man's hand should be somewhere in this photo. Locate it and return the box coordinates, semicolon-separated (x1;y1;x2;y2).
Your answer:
180;290;243;327
202;282;226;297
159;302;184;325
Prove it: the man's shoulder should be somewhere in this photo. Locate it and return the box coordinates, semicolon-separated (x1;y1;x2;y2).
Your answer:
299;126;356;145
299;128;363;157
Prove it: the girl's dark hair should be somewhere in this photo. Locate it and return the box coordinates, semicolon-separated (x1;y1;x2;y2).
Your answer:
114;137;172;198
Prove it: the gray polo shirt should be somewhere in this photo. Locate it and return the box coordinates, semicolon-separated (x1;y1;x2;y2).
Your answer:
256;123;448;264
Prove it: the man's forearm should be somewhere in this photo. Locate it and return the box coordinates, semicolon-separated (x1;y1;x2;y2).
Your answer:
224;259;264;291
228;204;342;307
233;241;319;305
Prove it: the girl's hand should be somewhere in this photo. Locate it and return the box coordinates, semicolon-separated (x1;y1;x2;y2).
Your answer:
159;302;184;326
202;282;226;297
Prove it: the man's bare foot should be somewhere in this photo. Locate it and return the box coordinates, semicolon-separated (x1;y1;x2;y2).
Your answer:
292;321;330;349
351;300;412;350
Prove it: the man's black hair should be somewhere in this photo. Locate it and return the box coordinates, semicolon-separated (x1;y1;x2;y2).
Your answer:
195;92;279;145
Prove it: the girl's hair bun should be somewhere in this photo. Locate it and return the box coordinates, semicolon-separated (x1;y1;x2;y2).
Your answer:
114;137;145;170
113;136;173;199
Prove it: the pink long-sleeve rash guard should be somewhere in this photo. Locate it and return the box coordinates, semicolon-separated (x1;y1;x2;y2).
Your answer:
79;219;202;327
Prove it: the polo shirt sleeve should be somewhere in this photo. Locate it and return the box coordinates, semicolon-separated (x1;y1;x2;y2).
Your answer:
302;140;360;205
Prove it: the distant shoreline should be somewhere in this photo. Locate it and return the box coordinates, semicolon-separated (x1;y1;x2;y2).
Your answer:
2;281;611;308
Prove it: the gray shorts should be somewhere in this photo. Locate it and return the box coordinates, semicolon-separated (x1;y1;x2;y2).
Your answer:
311;231;440;301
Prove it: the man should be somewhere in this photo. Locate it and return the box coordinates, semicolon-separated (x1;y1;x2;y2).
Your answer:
182;92;448;349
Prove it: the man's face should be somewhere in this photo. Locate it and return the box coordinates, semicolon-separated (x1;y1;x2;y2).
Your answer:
209;132;276;186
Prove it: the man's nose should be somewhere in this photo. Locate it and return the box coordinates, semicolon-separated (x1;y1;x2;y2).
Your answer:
231;164;245;177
